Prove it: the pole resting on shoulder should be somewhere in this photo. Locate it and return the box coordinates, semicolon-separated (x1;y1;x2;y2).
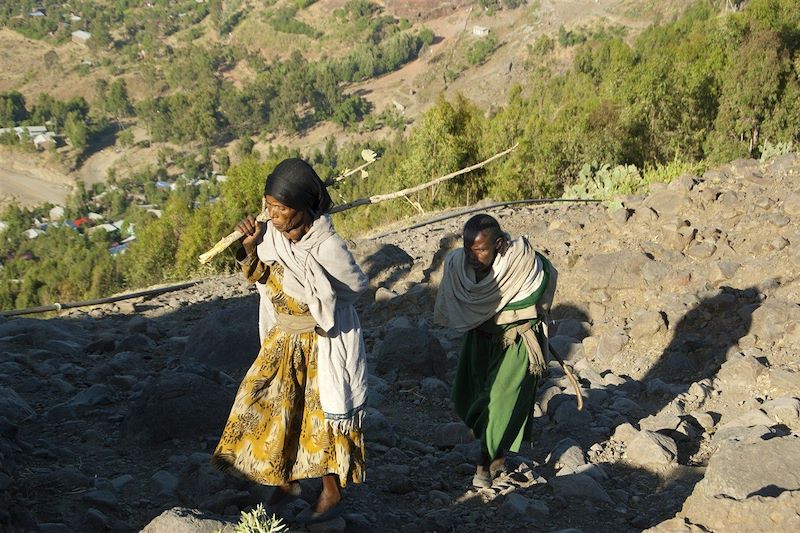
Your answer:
198;208;270;264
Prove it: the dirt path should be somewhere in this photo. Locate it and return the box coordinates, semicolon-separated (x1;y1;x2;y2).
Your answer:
0;149;73;207
0;165;71;206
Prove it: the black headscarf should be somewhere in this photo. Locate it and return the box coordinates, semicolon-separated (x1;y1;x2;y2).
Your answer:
264;158;332;216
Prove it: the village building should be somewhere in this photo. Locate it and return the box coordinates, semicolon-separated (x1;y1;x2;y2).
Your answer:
71;30;91;46
88;223;119;235
473;25;489;37
0;126;50;141
0;126;58;150
48;206;65;221
109;243;128;255
33;132;57;151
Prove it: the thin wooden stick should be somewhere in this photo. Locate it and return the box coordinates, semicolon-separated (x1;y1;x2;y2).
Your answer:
329;143;518;213
198;144;517;263
198;208;270;264
325;149;378;185
329;159;375;183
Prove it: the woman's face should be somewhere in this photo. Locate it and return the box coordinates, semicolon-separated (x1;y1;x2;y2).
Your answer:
265;195;307;238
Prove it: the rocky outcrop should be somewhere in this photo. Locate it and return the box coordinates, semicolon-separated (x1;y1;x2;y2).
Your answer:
1;154;799;532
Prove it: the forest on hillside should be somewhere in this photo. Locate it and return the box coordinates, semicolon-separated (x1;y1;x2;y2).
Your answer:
1;0;433;145
1;0;799;311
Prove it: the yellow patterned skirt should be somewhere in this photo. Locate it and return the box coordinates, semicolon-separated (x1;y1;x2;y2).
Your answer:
212;268;365;487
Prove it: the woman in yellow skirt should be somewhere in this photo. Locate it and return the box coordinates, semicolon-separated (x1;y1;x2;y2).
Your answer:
212;158;368;524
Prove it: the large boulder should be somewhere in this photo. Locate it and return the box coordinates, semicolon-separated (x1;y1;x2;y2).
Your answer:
183;299;260;375
349;240;414;287
623;430;678;468
680;432;800;532
374;327;448;379
139;507;234;533
578;251;648;291
750;300;800;347
0;386;36;424
125;372;234;444
0;318;83;346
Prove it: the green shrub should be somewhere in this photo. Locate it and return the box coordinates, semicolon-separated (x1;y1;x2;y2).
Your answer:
530;34;555;55
467;34;497;65
267;6;322;38
219;504;287;533
562;162;643;201
558;25;587;47
759;140;794;162
0;131;19;145
641;158;706;186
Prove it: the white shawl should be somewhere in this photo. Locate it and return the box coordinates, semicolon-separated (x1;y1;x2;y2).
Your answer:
255;215;369;430
434;236;545;332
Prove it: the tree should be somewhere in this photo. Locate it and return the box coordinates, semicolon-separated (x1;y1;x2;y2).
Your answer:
43;50;59;71
218;82;260;136
106;79;134;124
0;91;28;126
64;111;89;150
95;79;109;113
711;28;790;159
216;149;231;173
397;95;483;207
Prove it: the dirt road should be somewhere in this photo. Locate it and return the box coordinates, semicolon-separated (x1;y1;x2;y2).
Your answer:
0;150;73;207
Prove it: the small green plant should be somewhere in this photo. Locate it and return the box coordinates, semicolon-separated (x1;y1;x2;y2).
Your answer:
642;157;705;186
218;504;288;533
530;34;555;56
562;162;643;202
467;34;497;66
557;25;587;47
759;140;794;162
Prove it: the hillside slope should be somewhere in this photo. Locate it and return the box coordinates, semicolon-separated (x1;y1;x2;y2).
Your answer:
1;152;799;532
0;0;696;207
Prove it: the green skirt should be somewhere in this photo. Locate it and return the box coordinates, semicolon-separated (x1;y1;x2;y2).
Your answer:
451;254;551;459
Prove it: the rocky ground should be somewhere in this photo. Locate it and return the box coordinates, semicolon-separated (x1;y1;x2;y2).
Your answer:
2;153;800;532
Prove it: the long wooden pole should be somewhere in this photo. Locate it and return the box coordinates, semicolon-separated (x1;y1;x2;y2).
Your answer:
329;143;518;213
0;281;200;318
198;144;518;263
198;153;380;264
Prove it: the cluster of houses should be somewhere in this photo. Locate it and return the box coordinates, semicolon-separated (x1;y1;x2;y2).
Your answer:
155;174;226;191
0;126;58;151
25;7;91;45
4;205;137;258
1;173;229;266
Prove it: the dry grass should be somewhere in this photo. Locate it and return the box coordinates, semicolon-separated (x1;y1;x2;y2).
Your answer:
0;28;118;105
0;0;702;207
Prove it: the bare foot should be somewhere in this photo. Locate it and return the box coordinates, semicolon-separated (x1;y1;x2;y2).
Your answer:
312;474;342;514
472;464;492;488
313;489;342;514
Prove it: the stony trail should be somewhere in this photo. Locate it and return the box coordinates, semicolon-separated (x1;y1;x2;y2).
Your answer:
2;153;799;532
